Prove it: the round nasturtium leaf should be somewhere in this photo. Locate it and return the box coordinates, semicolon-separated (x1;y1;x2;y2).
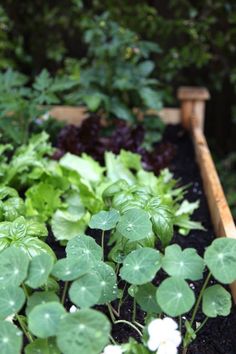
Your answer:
0;247;29;287
25;338;60;354
162;244;205;281
69;272;102;308
120;247;161;285
56;309;111;354
25;253;54;289
26;291;60;316
135;284;161;314
0;320;22;354
202;285;232;318
156;277;195;316
28;302;66;338
88;209;120;231
93;262;118;304
0;286;25;320
204;238;236;284
51;256;91;281
66;234;102;263
116;208;152;241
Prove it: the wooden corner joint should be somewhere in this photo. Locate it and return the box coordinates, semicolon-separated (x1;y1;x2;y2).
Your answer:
177;87;210;101
177;87;210;131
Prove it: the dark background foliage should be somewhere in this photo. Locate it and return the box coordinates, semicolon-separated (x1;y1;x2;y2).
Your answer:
0;0;236;212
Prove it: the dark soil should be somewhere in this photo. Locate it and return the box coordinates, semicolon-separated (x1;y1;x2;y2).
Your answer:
48;124;236;354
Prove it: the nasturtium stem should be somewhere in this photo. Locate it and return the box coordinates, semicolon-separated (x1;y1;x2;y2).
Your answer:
22;284;29;299
183;272;212;352
179;316;182;332
107;303;116;323
109;335;117;345
61;281;69;305
101;230;105;261
134;321;144;329
16;314;33;343
114;320;142;337
190;272;211;328
132;298;137;323
195;316;209;334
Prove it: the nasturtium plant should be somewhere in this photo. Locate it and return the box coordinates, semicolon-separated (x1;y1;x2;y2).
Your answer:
66;234;103;263
89;209;120;230
26;292;60;316
0;286;25;320
116;208;153;241
93;261;118;304
69;272;102;308
202;285;231;318
156;277;195;316
135;283;161;314
204;237;236;283
25;253;54;289
0;247;29;287
51;256;92;281
120;247;161;284
56;309;111;354
0;320;23;354
28;302;66;338
25;338;60;354
162;244;205;281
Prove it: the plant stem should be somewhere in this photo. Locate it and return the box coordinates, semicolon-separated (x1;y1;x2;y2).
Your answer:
190;272;211;327
101;230;105;261
114;320;142;337
16;314;33;343
22;284;29;299
195;317;209;334
134;321;144;329
109;335;117;345
107;303;116;323
179;316;182;332
132;298;136;323
61;281;69;305
183;272;211;353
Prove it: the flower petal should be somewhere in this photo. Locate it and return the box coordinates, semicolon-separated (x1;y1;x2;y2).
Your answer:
157;341;178;354
170;330;182;347
103;345;123;354
162;317;178;331
147;337;161;351
148;319;163;336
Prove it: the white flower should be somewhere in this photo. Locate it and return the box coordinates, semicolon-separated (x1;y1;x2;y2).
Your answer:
102;345;123;354
69;305;78;313
147;317;182;354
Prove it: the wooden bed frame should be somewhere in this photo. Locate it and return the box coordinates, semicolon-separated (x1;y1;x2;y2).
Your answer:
49;87;236;302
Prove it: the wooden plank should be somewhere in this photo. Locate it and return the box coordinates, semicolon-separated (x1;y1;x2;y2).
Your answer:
49;106;88;125
49;106;181;125
191;125;236;302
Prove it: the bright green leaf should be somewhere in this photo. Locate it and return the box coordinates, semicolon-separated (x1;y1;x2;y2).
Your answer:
135;284;161;313
162;244;204;280
0;321;22;354
89;209;120;231
26;254;54;289
116;208;152;241
0;287;25;319
202;285;232;318
28;302;66;338
51;256;91;281
204;238;236;284
120;247;161;284
156;277;195;316
56;309;110;354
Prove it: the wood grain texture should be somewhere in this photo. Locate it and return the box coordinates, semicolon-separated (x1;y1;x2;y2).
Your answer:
190;121;236;303
49;106;181;125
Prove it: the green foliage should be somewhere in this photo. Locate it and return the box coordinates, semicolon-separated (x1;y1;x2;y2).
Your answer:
56;309;111;354
65;12;162;120
0;320;23;354
0;69;74;146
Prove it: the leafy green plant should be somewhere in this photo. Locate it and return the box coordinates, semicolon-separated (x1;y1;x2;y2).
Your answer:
65;12;163;121
0;69;75;146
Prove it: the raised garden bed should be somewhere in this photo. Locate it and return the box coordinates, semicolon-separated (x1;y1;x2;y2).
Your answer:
0;87;236;354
